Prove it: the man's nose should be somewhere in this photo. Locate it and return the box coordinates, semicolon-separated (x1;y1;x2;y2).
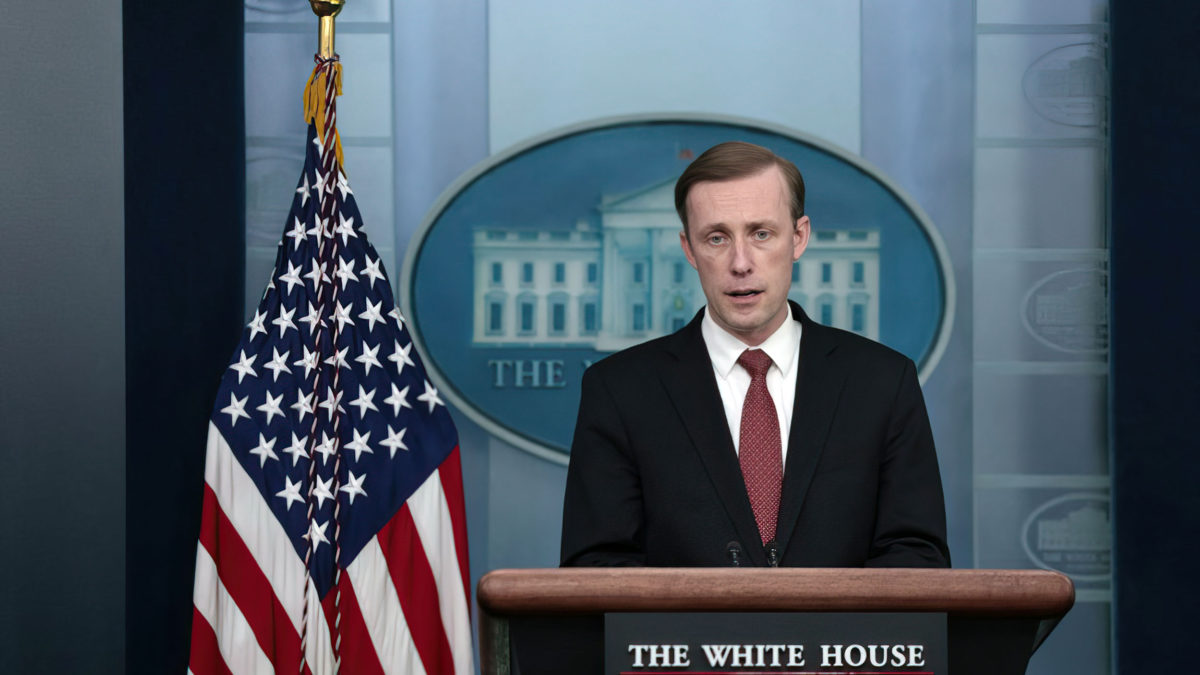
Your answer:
729;237;752;274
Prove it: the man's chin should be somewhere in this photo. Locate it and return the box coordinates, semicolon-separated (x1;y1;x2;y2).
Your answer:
716;313;770;340
715;301;791;341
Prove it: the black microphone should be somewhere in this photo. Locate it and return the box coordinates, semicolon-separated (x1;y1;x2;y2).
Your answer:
726;541;743;567
766;540;779;567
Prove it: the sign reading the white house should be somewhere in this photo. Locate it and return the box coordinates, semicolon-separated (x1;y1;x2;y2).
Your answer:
401;116;953;461
604;612;946;674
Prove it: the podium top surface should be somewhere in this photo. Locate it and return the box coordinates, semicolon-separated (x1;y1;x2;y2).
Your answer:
477;568;1074;619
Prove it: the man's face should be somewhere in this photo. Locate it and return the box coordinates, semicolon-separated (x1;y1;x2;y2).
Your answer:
680;165;809;346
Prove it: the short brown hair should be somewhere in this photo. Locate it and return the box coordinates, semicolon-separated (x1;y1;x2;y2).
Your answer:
674;141;806;233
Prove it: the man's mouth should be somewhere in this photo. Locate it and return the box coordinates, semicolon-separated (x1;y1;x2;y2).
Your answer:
727;289;762;298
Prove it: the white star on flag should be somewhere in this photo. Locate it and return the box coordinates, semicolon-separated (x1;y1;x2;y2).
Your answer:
380;426;408;458
349;385;378;418
344;428;374;462
361;256;385;287
384;383;411;416
388;307;405;330
336;171;353;198
318;388;344;419
256;391;286;424
313;432;336;465
229;350;257;383
388;340;414;374
300;301;323;334
355;341;381;375
275;476;305;511
281;432;309;466
334;256;358;289
248;433;279;467
303;257;329;288
286;216;307;248
272;305;297;337
306;216;327;246
324;346;349;371
312;474;335;507
247;310;267;340
310;167;324;198
291;389;315;423
359;299;385;333
221;393;251;426
339;470;368;504
263;347;292;381
278;261;304;294
294;345;320;379
334;212;357;245
417;379;445;414
333;301;354;330
304;519;329;551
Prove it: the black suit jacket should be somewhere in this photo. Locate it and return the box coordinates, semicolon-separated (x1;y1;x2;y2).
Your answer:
560;302;949;568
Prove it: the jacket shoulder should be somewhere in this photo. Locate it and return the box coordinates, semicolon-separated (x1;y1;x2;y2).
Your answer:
584;333;680;381
808;321;917;376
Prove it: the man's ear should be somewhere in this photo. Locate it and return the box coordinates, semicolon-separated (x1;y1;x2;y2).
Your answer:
793;215;811;261
679;229;699;270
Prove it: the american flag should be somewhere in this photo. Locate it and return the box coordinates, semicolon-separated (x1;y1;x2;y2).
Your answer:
189;80;472;672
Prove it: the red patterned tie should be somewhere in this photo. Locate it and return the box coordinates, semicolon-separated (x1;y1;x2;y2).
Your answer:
737;349;783;545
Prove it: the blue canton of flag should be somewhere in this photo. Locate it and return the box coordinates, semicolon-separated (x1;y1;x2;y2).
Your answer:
190;121;473;675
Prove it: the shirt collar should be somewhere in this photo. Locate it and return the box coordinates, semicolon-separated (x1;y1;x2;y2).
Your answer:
701;307;801;378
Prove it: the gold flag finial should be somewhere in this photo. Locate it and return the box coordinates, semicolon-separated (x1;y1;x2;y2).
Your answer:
310;0;346;59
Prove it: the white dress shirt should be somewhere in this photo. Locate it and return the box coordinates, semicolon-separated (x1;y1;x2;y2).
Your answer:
701;309;802;465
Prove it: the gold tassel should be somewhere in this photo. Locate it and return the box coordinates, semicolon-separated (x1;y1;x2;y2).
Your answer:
303;61;346;173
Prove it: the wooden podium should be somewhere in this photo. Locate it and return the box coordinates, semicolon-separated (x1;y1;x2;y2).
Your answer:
476;568;1074;675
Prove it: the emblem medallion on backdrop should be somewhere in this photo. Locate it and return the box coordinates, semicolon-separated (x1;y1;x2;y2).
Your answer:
1022;267;1108;355
400;115;955;463
1022;493;1111;583
1022;42;1107;128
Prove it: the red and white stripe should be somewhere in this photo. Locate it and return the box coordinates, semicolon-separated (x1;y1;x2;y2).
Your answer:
189;423;473;674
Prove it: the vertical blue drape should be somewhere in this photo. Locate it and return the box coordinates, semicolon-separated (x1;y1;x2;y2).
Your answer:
123;1;245;671
1110;2;1200;672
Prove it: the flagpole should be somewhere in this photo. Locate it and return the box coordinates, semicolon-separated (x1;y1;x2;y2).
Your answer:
309;0;345;59
302;5;347;673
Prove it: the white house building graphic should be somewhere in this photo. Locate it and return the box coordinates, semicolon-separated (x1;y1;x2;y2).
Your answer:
471;177;880;351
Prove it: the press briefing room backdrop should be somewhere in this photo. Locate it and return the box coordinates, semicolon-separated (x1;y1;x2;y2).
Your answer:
2;0;1197;673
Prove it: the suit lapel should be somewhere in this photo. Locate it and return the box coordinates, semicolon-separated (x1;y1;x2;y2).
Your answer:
775;304;847;559
659;312;767;565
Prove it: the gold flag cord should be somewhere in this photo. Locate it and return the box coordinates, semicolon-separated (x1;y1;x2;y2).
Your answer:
303;59;345;174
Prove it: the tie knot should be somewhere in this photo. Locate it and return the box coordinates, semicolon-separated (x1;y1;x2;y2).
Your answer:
737;349;773;379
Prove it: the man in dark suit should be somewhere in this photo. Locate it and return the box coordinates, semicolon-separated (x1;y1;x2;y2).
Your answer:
560;141;949;568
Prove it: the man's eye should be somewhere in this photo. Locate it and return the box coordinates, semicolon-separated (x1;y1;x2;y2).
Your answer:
754;230;771;240
708;235;726;245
